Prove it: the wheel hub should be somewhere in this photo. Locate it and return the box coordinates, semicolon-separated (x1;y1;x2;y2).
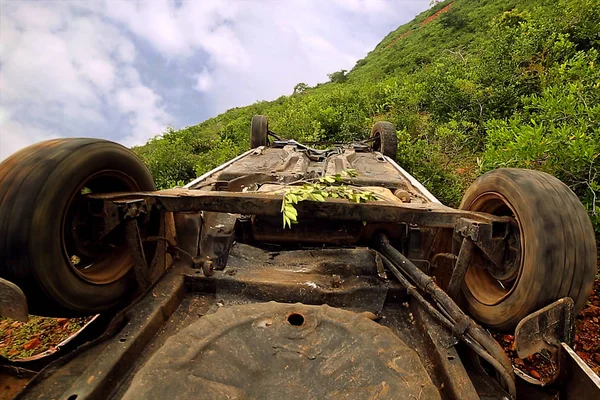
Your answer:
463;191;525;306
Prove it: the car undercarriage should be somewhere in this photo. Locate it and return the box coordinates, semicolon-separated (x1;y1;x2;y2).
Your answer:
1;116;598;399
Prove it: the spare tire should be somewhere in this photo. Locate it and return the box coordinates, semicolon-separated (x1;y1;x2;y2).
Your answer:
250;115;268;148
370;121;398;160
459;168;597;330
0;139;156;316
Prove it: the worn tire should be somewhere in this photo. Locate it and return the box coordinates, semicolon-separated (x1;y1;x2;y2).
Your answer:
250;115;268;148
0;139;156;316
460;168;597;330
370;121;398;160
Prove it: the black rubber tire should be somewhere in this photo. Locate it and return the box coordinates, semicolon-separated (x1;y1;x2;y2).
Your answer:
0;139;156;316
250;115;268;148
460;168;597;330
370;121;398;160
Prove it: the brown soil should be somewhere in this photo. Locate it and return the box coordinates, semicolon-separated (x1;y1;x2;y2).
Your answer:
420;3;454;27
384;2;454;50
574;276;600;372
384;30;413;50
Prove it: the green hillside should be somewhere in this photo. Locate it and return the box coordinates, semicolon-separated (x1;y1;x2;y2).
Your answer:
133;0;599;238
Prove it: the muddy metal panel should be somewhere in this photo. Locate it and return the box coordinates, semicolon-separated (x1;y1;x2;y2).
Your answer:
184;147;261;189
121;302;441;400
183;144;438;206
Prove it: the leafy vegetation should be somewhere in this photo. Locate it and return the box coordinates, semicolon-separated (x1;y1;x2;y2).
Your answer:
279;169;377;228
133;0;599;241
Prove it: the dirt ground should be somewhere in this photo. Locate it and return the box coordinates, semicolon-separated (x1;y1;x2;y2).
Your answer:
1;275;600;377
573;276;600;373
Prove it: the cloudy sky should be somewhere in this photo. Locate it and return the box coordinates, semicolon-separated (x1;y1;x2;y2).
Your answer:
0;0;430;160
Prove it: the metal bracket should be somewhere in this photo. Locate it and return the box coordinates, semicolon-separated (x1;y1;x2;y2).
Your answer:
455;217;519;281
115;198;150;219
514;297;575;385
198;212;238;272
515;297;575;357
446;238;475;300
125;219;150;289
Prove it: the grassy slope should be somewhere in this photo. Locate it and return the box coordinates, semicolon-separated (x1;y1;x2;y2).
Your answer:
135;0;517;186
134;0;599;239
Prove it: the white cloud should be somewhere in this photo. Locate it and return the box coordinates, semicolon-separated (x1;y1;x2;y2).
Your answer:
332;0;389;14
183;0;427;112
0;1;172;159
0;0;430;160
194;69;213;92
117;83;170;147
103;0;244;62
10;1;64;30
100;0;428;112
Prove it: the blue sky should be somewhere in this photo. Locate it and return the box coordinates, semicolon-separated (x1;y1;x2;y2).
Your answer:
0;0;431;159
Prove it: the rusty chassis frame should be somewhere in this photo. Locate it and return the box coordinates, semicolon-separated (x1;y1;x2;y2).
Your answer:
83;188;523;392
91;188;509;228
90;188;517;290
4;186;585;399
2;134;599;399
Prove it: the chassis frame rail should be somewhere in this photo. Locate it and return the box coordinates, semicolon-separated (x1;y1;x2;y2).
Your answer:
90;188;510;229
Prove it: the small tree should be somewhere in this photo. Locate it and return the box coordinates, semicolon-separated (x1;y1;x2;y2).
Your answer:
440;11;469;30
293;82;309;94
328;69;348;84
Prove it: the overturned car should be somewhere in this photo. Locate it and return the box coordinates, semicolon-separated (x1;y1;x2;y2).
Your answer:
0;116;598;399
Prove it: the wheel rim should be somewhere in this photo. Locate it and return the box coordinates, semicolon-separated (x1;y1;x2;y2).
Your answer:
62;170;138;285
463;192;524;306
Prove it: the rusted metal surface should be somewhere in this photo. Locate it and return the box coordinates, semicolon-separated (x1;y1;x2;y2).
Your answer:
148;211;176;284
251;216;363;244
374;233;516;397
188;243;394;314
198;212;238;270
0;277;28;321
454;217;519;278
3;134;583;400
172;212;201;257
89;200;122;242
125;219;150;289
0;366;35;400
558;342;600;399
383;155;442;204
412;304;480;400
92;189;504;229
183;147;260;189
122;302;441;400
446;238;474;300
5;245;560;400
516;297;575;358
15;269;186;400
514;297;575;385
